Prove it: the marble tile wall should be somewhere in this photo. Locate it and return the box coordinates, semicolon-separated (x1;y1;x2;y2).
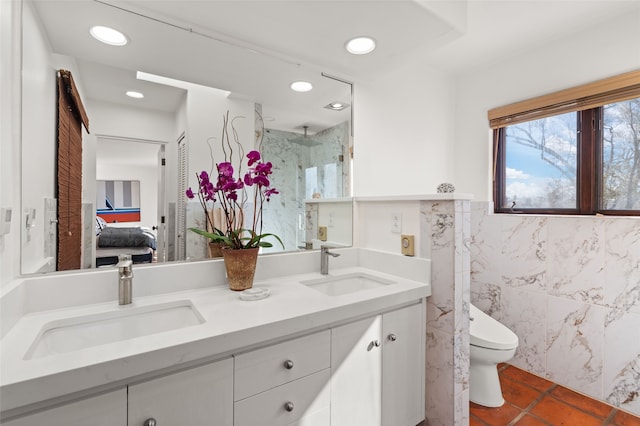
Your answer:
470;201;640;416
421;200;471;426
261;122;349;252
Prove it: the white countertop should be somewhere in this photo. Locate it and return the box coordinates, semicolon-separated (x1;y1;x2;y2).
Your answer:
0;248;430;415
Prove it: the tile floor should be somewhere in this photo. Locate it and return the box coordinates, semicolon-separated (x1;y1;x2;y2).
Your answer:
470;364;640;426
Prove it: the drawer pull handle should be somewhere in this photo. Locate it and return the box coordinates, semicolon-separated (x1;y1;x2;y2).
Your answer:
284;401;295;412
388;333;397;342
144;419;157;426
284;359;294;369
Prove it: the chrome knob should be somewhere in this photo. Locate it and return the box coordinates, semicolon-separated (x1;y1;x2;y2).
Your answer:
283;359;294;370
144;419;157;426
388;334;397;342
373;340;381;347
284;401;294;412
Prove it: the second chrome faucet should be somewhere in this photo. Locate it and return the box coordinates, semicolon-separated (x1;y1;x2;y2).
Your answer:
320;246;340;275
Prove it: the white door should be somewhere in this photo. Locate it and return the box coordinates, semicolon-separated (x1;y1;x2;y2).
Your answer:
382;302;425;426
128;358;233;426
155;144;166;263
3;389;126;426
176;134;187;261
330;315;382;426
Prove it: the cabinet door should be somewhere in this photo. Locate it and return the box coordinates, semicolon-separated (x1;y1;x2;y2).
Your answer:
128;358;233;426
382;302;425;426
2;388;126;426
330;315;382;426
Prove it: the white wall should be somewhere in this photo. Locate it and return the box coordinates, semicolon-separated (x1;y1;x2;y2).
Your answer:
353;55;456;197
91;100;178;231
0;0;22;286
90;101;178;143
454;9;640;201
19;1;56;274
355;200;422;255
181;85;254;257
184;87;253;187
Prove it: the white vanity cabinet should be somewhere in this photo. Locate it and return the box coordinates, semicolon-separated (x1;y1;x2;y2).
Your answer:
1;389;126;426
128;358;234;426
233;330;331;426
331;302;425;426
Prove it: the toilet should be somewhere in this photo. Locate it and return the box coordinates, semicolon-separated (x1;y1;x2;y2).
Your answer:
469;303;519;407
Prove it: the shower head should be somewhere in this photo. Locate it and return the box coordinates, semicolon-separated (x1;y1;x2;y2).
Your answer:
289;125;321;147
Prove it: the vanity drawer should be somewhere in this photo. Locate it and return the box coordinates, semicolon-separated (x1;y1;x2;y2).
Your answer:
234;368;330;426
234;330;330;400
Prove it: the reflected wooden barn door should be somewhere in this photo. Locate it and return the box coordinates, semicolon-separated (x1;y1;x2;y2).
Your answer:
56;70;89;271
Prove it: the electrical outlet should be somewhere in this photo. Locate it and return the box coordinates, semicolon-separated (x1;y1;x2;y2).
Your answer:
401;234;415;256
391;212;402;234
318;225;327;241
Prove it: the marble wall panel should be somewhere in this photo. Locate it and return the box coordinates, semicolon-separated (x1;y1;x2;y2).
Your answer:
425;327;454;426
470;202;502;289
426;201;456;334
546;297;605;399
603;218;640;315
502;286;546;376
604;308;640;415
500;215;547;293
422;199;470;426
385;199;474;425
547;217;604;304
470;282;502;319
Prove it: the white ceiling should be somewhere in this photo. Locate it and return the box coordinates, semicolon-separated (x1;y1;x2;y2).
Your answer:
32;0;640;135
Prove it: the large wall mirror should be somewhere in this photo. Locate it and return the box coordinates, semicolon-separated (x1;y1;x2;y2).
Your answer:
21;0;353;275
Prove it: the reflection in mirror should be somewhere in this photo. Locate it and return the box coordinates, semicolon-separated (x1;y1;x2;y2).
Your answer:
20;0;353;275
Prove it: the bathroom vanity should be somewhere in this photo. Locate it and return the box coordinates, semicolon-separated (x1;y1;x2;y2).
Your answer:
0;248;431;425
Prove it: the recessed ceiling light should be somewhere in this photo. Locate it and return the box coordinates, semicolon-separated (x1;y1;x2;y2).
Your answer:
345;36;376;55
90;26;128;46
290;81;313;92
126;91;144;99
324;102;349;111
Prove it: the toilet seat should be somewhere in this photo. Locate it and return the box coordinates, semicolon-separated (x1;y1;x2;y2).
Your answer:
470;304;518;350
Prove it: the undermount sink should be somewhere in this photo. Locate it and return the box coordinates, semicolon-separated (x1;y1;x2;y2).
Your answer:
24;300;205;359
301;272;396;296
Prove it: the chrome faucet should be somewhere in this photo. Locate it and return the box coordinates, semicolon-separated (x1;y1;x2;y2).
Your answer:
116;256;133;305
320;246;340;275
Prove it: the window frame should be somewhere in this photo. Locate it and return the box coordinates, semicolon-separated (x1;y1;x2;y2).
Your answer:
490;70;640;216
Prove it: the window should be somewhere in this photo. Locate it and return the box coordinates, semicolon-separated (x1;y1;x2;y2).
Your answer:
490;70;640;215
